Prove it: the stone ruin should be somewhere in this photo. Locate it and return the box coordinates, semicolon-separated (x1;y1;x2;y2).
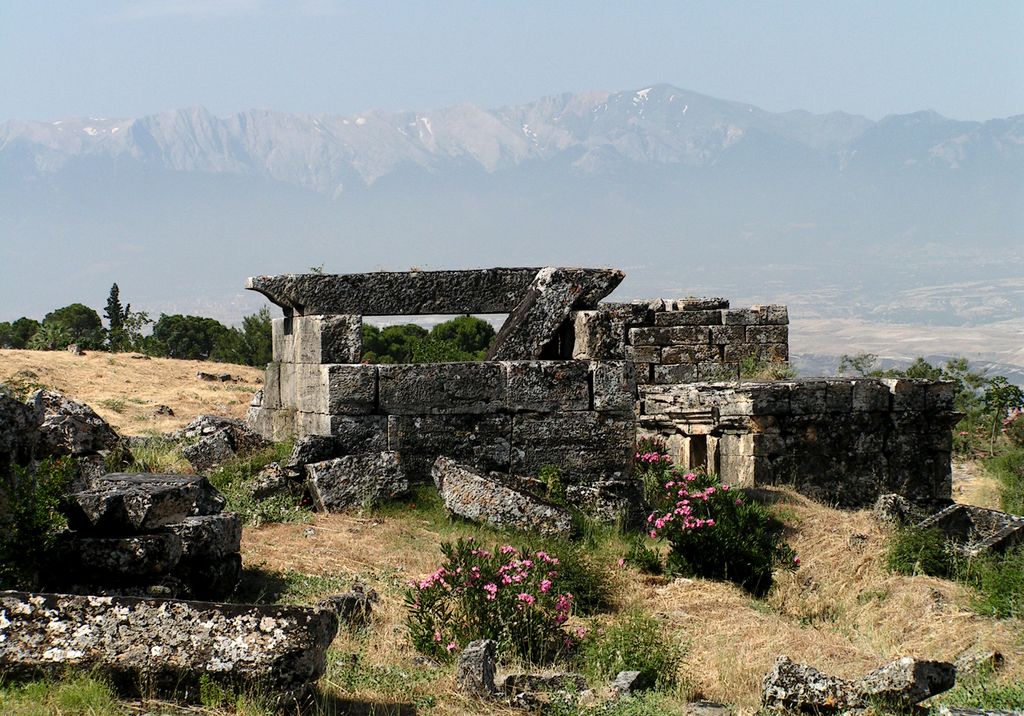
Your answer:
245;266;958;512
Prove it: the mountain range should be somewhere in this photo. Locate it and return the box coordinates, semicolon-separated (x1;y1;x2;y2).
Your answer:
1;83;1021;377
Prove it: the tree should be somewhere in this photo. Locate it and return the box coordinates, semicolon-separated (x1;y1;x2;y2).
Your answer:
211;308;273;366
104;283;127;351
42;303;103;349
149;314;230;360
26;323;72;351
983;377;1024;456
428;315;495;358
8;318;41;348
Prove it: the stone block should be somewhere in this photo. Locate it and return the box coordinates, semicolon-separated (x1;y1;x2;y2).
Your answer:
293;315;362;364
164;513;242;560
916;504;1024;558
761;656;863;713
723;308;764;325
882;378;927;412
824;380;854;412
745;325;788;344
661;344;719;364
629;326;709;346
673;298;729;311
51;533;183;581
504;361;590;412
654;310;722;326
511;413;633;483
564;479;647;528
634;363;654;384
570;303;649;360
68;479;204;534
0;590;338;694
925;381;957;412
388;414;512;481
851;379;891;412
306;451;408;511
287;419;389;462
379;362;505;414
763;305;789;324
489;268;625;360
698;363;739;381
718;452;756;487
789;381;829;415
295;364;377;415
653;364;698;384
175;553;242;601
591;361;636;412
432;457;572;536
260;363;282;410
722;342;759;361
625;345;662;363
272;317;295;362
91;473;227;517
709;325;744;344
856;657;956;708
31;390;119;458
456;639;498;697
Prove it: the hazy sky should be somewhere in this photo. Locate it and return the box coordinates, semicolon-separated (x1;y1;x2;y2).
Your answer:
2;1;1022;123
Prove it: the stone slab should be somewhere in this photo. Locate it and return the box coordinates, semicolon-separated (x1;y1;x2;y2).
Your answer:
163;513;242;559
591;361;636;412
248;268;543;316
511;412;634;483
653;309;723;326
489;268;625;360
379;362;505;414
0;590;338;694
629;326;710;346
432;457;572;536
294;364;377;415
293;314;362;364
50;533;183;580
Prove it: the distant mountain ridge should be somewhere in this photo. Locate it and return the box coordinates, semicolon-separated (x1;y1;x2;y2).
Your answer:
3;84;1020;196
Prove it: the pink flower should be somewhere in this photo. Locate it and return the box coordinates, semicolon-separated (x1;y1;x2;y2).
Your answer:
432;630;442;642
483;583;498;600
517;592;536;605
793;556;800;565
540;579;553;593
616;558;626;568
500;545;517;555
706;519;715;527
446;641;457;652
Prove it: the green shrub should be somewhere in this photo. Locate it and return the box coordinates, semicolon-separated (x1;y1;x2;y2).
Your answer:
958;547;1024;619
986;446;1024;514
625;535;664;575
516;536;613;616
0;457;76;589
206;440;309;526
937;665;1024;711
580;611;686;690
405;538;582;663
884;527;954;578
648;472;797;596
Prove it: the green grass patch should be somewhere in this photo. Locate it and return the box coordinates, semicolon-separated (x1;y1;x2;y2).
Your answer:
206;440;311;526
579;611;687;692
0;674;125;716
985;446;1024;514
935;667;1024;711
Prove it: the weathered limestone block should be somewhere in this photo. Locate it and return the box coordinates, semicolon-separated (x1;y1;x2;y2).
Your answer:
724;306;787;325
52;533;184;580
489;268;625;360
432;457;572;536
881;378;928;412
0;392;40;475
757;343;789;362
388;414;512;481
248;268;543;316
673;298;730;311
709;325;744;344
174;553;243;600
271;317;295;362
660;344;718;364
379;363;505;414
247;405;296;442
30;389;119;458
317;584;378;628
591;361;636;412
504;361;590;412
164;513;242;559
653;364;697;384
564;479;646;528
293;363;378;415
287;422;389;467
511;412;634;483
653;309;723;327
761;656;863;713
926;381;958;412
68;479;203;533
293;314;362;364
88;473;227;518
0;591;338;694
570;303;651;360
745;325;788;344
180;431;235;473
851;379;892;412
629;326;709;346
306;452;408;512
626;345;662;363
824;380;854;412
457;639;497;697
788;381;829;415
261;364;282;409
856;657;956;707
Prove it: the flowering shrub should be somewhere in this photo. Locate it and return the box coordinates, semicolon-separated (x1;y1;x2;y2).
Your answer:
634;436;674;502
405;538;578;662
646;471;797;596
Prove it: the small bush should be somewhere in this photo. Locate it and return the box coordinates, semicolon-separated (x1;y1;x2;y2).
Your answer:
0;457;76;589
647;472;797;596
884;527;953;578
986;446;1024;514
516;536;613;616
206;441;309;526
958;547;1024;619
625;535;664;575
633;436;674;504
580;611;686;690
405;538;581;663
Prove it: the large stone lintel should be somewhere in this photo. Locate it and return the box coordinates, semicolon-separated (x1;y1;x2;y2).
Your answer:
248;268;544;316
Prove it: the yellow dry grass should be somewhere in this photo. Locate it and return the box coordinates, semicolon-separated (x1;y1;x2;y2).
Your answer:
241;489;1024;714
0;348;262;435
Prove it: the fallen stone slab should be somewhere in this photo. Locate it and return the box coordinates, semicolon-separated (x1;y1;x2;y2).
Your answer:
67;474;227;533
432;457;572;536
488;267;625;360
761;656;863;713
50;533;183;580
247;268;543;316
306;451;408;512
0;590;338;696
916;503;1024;558
856;656;956;707
164;513;242;559
937;707;1024;716
180;430;236;473
317;583;378;628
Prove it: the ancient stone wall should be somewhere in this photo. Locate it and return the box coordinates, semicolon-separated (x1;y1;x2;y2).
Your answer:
566;299;789;383
637;378;959;508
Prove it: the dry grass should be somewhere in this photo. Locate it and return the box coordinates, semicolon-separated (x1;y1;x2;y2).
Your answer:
241;489;1024;714
0;348;262;435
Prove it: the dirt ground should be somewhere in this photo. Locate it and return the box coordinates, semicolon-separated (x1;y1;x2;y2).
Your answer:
0;348;262;435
